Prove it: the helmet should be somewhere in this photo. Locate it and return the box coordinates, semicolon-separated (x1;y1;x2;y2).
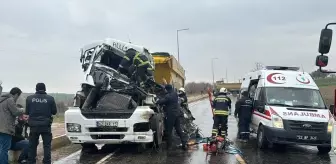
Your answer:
219;88;228;94
179;88;185;93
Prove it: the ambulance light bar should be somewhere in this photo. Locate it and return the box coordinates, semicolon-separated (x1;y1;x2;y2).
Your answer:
265;66;300;71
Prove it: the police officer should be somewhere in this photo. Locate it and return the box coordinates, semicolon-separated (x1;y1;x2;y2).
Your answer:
118;48;154;88
211;87;231;137
156;84;187;150
234;91;253;142
178;88;195;120
26;83;57;164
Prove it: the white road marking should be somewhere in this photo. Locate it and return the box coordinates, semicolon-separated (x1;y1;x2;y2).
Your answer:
53;150;81;164
95;150;118;164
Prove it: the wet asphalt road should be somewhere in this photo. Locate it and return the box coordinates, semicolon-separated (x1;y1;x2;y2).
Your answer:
54;98;336;164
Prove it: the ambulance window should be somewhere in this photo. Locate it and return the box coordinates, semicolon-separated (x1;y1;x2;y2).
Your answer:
259;88;266;103
254;88;261;100
249;84;257;99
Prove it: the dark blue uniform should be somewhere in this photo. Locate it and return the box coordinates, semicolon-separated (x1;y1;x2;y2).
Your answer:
118;49;154;88
156;85;187;150
211;93;231;137
234;95;253;140
26;85;57;164
178;92;195;120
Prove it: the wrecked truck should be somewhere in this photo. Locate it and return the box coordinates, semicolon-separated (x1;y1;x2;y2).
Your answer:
65;38;165;151
65;38;198;152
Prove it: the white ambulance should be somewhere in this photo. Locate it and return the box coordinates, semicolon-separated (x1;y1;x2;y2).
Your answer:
240;66;334;154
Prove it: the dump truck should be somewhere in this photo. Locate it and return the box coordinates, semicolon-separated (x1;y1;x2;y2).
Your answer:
152;52;185;89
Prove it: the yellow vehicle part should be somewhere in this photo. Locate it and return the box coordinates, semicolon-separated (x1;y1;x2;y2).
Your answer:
152;52;185;89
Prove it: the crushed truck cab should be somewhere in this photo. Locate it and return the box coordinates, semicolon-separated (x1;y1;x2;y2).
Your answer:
241;66;334;153
65;38;164;149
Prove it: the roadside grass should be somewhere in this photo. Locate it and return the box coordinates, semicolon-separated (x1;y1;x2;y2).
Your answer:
313;78;336;106
315;78;336;87
53;114;64;123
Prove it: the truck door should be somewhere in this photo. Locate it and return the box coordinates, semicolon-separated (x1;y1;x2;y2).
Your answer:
251;87;261;130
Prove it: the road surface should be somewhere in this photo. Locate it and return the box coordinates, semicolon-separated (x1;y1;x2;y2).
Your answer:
53;98;336;164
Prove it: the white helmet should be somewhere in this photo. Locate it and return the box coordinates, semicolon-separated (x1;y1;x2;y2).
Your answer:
219;87;228;94
179;88;185;93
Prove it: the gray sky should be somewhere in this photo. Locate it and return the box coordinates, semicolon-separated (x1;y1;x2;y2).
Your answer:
1;0;336;93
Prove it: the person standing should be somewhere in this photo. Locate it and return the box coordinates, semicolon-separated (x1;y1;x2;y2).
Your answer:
26;83;57;164
156;84;187;150
178;87;195;120
211;87;231;137
0;87;24;164
234;91;253;142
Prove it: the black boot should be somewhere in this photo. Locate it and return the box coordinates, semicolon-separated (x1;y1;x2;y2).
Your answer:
181;143;188;150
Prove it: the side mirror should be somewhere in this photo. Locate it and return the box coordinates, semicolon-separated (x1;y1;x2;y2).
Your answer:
315;55;329;67
330;104;335;115
318;28;333;54
257;106;265;113
254;100;265;113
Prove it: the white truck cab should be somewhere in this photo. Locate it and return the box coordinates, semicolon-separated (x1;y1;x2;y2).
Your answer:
241;66;334;153
65;39;164;150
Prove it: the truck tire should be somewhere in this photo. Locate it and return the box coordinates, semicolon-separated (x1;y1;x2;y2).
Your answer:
257;125;269;149
317;146;331;154
150;114;163;148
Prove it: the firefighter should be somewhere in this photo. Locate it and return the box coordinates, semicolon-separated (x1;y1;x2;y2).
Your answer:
211;87;231;137
156;84;187;150
118;48;154;88
234;91;253;142
27;83;57;164
178;88;195;120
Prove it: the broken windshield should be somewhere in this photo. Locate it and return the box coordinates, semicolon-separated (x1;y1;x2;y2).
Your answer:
265;87;327;109
93;44;124;70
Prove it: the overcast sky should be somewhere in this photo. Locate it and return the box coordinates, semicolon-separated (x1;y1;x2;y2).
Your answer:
1;0;336;93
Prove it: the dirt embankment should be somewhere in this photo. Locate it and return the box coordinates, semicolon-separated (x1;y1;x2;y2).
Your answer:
320;85;336;106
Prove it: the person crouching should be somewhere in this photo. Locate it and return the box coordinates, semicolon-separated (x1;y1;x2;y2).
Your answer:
10;113;29;164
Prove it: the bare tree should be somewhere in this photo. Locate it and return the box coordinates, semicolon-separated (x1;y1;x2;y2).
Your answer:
185;82;212;95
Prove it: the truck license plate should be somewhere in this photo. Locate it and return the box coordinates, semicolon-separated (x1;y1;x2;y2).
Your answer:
296;135;317;140
96;121;118;127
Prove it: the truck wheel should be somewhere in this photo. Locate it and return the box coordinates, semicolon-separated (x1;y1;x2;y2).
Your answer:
257;125;269;149
150;114;163;148
153;128;163;149
150;114;160;131
317;146;331;154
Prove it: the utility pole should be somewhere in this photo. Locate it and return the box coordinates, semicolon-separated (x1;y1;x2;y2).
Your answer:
128;35;132;43
177;28;189;62
225;68;228;83
211;58;218;86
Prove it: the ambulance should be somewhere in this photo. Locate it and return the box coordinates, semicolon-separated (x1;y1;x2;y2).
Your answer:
240;66;334;154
